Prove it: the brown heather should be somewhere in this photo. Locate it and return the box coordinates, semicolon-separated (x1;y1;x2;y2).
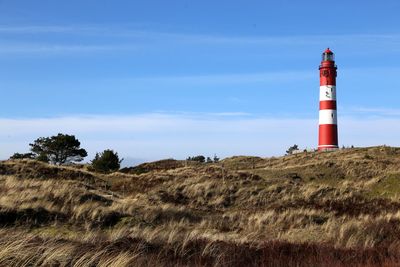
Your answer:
1;146;400;266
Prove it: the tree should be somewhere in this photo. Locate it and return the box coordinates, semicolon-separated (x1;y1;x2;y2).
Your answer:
91;149;123;173
206;157;213;163
29;133;87;165
187;155;205;163
9;152;35;160
213;154;220;163
286;144;299;155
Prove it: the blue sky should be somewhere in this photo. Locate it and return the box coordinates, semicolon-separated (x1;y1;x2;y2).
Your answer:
1;1;400;164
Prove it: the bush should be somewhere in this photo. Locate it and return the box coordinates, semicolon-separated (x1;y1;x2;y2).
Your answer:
286;144;299;155
91;149;122;173
186;155;206;163
36;153;50;163
9;153;35;160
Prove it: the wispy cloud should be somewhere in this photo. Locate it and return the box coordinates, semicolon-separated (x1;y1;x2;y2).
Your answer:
0;113;309;135
341;106;400;117
2;24;400;53
0;25;78;33
1;113;399;162
2;25;400;44
0;43;139;54
121;70;315;86
175;33;400;46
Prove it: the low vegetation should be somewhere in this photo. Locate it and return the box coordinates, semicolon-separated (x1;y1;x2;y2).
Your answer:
1;146;400;266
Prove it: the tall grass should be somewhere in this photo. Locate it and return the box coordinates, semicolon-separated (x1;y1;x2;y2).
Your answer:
0;229;399;267
1;146;400;266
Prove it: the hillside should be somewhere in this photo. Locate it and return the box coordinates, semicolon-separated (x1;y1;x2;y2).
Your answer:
1;146;400;266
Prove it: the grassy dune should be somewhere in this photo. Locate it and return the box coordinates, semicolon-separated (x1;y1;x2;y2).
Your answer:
1;146;400;266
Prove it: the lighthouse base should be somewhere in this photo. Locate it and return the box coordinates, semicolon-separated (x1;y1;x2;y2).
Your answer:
318;146;339;152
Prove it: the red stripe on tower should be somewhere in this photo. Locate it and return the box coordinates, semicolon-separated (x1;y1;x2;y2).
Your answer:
318;48;339;151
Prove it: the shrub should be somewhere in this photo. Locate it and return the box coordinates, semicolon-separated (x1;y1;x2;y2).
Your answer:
36;153;50;163
9;153;35;160
186;155;205;163
286;144;299;155
91;149;123;173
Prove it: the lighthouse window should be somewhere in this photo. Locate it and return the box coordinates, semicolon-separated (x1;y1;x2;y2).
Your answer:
331;113;334;118
322;53;335;61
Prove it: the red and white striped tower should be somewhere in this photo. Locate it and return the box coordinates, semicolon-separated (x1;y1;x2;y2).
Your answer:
318;48;338;151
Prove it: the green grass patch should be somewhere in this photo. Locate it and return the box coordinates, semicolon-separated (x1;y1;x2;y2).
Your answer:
366;173;400;199
30;225;81;239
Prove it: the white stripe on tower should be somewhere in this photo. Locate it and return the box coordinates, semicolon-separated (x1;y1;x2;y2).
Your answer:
319;109;337;124
319;85;336;101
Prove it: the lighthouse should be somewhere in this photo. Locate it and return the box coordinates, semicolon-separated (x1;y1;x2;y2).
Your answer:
318;48;338;151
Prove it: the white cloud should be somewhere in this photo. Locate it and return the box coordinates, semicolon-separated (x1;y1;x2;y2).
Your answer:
115;70;315;86
0;113;314;161
1;113;399;163
349;107;400;117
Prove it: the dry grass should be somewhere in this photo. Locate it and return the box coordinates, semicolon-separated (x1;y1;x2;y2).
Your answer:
1;146;400;266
